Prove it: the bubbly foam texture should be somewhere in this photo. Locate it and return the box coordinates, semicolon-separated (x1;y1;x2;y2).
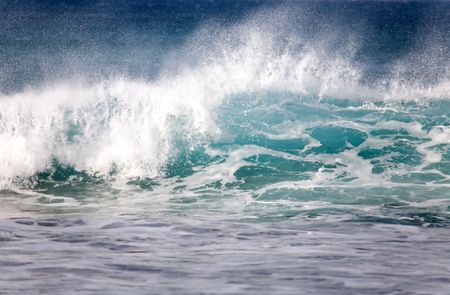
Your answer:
0;8;449;187
0;79;222;183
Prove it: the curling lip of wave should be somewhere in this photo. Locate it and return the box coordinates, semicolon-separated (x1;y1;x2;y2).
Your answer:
0;19;449;185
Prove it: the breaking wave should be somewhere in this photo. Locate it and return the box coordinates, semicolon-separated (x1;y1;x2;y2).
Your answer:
0;4;449;192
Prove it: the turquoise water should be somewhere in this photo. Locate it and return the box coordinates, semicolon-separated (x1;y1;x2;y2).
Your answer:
0;1;449;294
3;98;449;225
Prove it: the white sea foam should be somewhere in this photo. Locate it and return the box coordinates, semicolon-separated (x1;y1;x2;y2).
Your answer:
0;9;449;186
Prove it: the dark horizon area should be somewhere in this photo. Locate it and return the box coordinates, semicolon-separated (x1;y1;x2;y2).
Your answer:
1;0;448;94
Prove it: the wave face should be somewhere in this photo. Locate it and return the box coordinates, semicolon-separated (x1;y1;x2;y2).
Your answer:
0;0;449;225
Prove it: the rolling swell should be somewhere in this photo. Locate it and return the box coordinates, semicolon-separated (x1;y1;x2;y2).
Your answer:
0;1;449;225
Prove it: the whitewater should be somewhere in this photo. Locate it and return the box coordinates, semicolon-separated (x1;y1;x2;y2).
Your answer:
0;1;449;294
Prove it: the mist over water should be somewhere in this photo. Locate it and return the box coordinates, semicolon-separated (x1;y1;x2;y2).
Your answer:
0;1;449;294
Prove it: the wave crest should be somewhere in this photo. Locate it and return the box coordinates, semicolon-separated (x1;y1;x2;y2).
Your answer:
1;6;449;186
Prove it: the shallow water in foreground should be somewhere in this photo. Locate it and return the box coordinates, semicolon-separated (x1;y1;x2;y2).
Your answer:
2;216;450;294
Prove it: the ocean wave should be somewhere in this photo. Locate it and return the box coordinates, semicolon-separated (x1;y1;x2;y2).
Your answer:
0;5;449;188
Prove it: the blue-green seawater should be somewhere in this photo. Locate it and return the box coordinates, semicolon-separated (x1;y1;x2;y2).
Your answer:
1;97;449;294
1;1;449;294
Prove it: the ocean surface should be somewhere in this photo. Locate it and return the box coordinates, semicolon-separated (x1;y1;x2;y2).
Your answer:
0;1;449;294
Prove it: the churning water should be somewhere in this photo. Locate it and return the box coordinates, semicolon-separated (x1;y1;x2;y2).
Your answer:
0;1;449;294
